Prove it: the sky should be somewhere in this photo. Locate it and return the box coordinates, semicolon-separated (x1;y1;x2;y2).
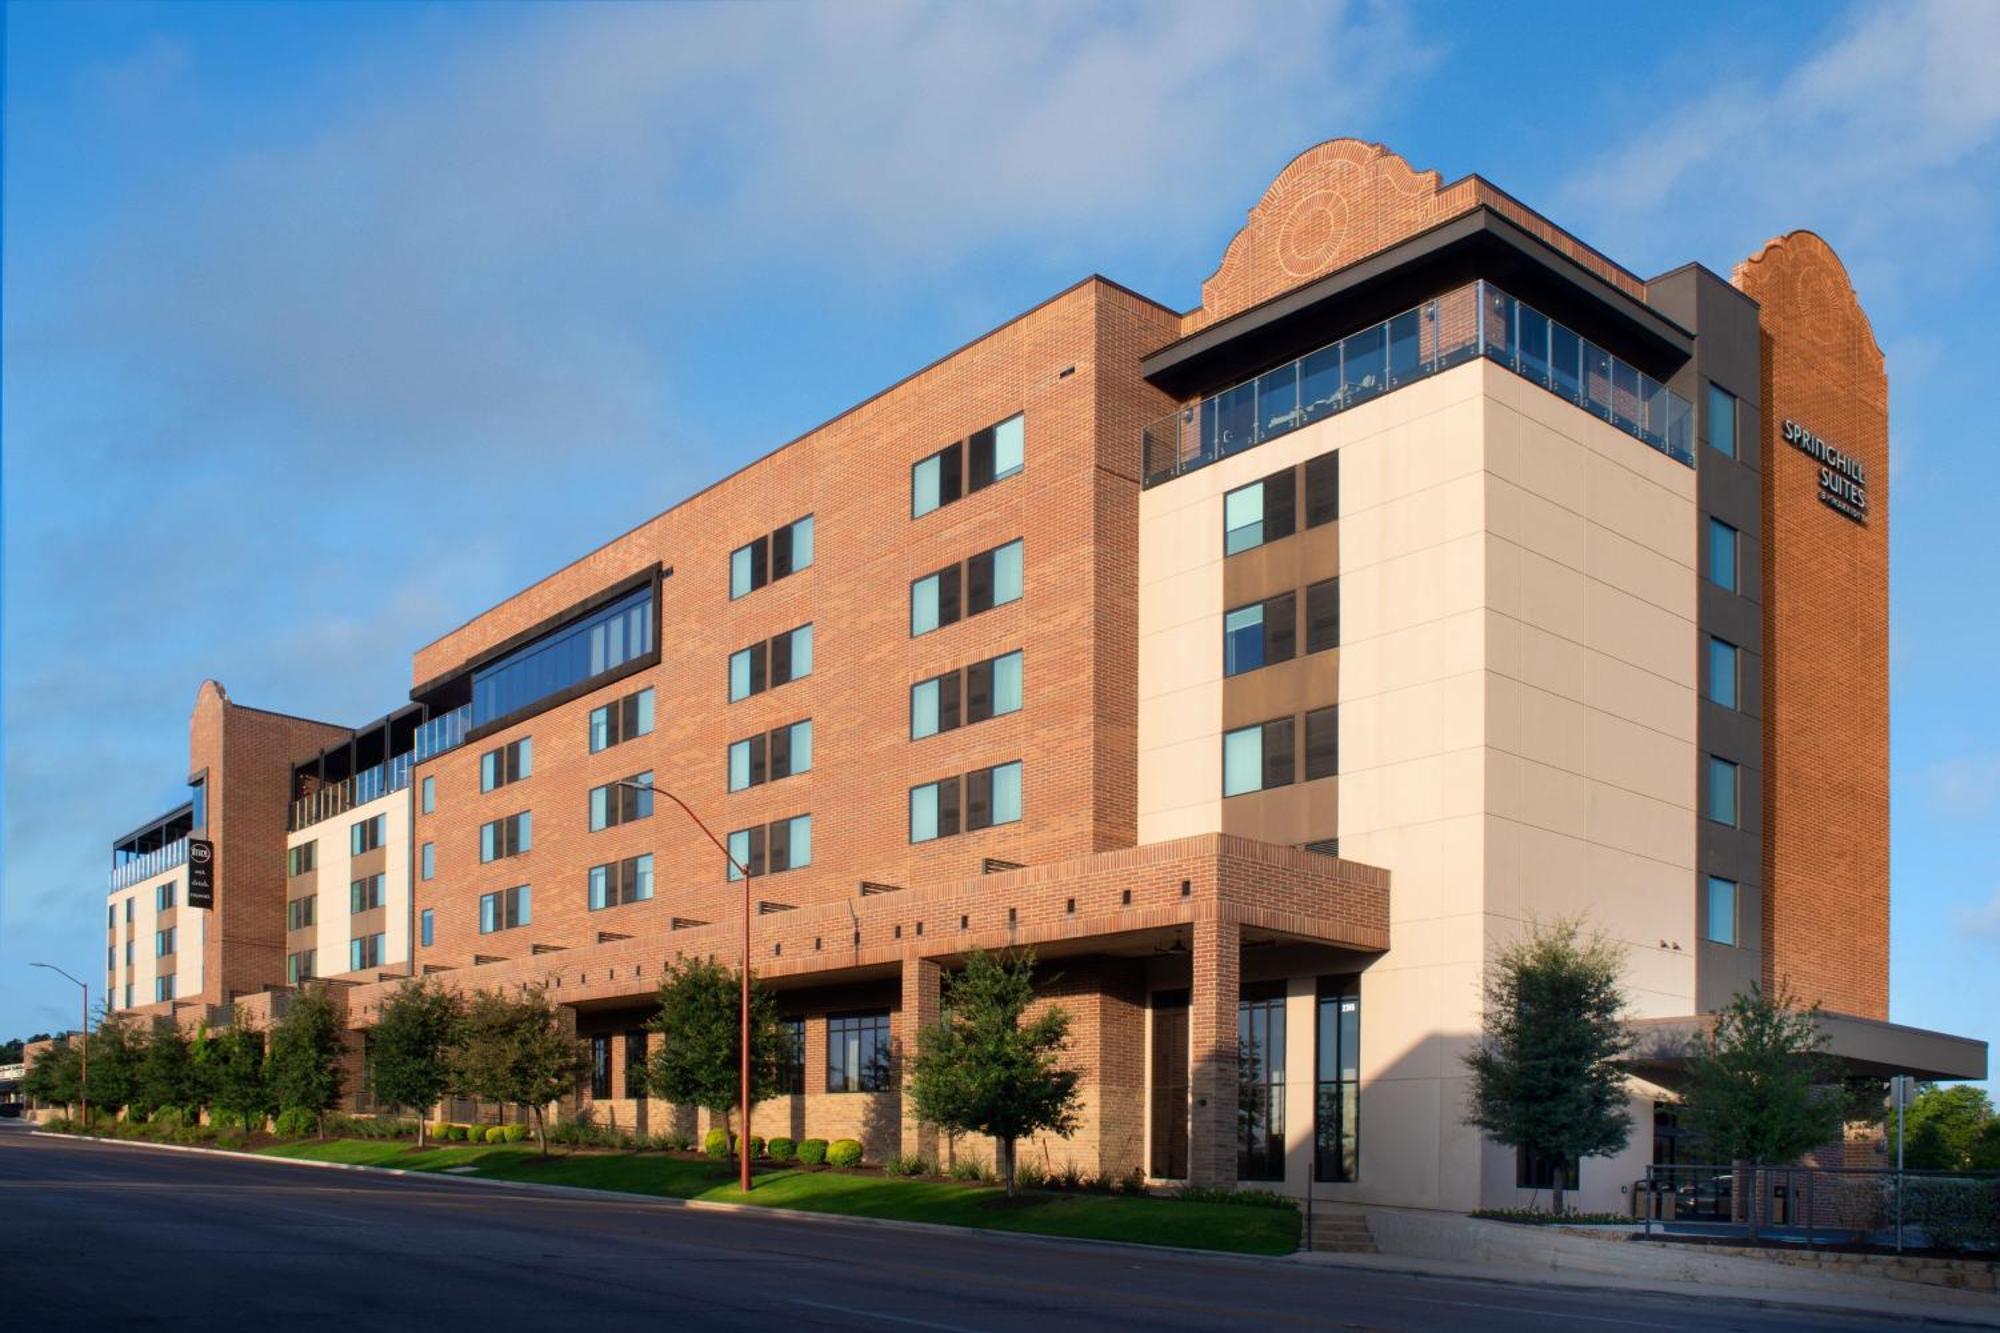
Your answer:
3;1;1997;1084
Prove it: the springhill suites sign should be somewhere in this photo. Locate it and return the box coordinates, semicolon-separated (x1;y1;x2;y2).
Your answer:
1782;419;1868;524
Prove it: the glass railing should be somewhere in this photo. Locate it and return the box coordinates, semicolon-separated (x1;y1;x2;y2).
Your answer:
1141;279;1693;487
414;704;472;763
111;836;189;891
289;750;416;831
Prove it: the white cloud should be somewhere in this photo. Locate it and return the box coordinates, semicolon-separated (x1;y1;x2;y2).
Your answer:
1916;754;2000;819
1953;886;2000;943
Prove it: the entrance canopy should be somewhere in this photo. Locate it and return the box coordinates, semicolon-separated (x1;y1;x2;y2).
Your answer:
1624;1011;1987;1086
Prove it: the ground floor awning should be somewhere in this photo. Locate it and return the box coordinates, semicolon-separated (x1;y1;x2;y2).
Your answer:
1623;1011;1987;1086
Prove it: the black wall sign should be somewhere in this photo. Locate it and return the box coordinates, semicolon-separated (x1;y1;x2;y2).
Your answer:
1782;419;1868;524
187;838;215;910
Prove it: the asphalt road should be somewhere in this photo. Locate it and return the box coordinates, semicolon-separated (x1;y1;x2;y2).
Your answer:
0;1123;1905;1332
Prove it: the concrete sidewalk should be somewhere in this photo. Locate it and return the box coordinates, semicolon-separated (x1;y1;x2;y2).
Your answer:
1301;1204;2000;1327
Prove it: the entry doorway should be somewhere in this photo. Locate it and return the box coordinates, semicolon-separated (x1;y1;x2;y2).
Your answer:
1149;989;1189;1179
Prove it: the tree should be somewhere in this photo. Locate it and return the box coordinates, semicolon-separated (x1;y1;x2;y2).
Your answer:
267;984;347;1134
907;948;1081;1196
84;1015;145;1119
368;978;464;1147
453;987;588;1155
1461;918;1634;1215
644;959;787;1164
23;1039;83;1116
1901;1084;1993;1170
135;1021;199;1118
208;1024;273;1131
1969;1120;2000;1171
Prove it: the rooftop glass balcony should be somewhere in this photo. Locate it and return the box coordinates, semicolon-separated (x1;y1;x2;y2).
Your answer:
289;750;414;831
414;703;472;763
1141;279;1693;487
111;835;189;891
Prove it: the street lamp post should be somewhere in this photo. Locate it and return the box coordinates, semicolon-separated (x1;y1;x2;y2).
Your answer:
31;962;89;1127
613;778;756;1194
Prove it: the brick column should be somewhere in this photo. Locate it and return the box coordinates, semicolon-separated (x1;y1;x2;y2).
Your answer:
897;957;942;1164
1187;915;1240;1188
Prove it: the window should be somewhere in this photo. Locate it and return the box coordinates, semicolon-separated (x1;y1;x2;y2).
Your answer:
287;842;317;877
421;776;436;814
1706;876;1738;946
776;1018;806;1094
1304;450;1339;528
1517;1146;1579;1193
419;909;434;948
287;896;316;931
1706;755;1740;826
156;975;176;1003
1224;592;1295;676
350;874;386;914
155;927;175;957
1707;638;1740;710
125;983;133;1009
910;565;960;636
1238;985;1285;1181
589;687;655;752
190;776;207;831
471;583;654;728
108;904;116;928
1224;718;1294;797
589;773;653;832
1708;518;1738;592
730;626;813;700
287;951;315;986
350;932;385;972
727;825;764;880
912;761;1020;842
1223;467;1296;556
912;651;1021;739
125;898;134;923
731;515;816;598
1708;383;1737;460
125;939;133;966
729;719;813;792
479;811;533;861
351;814;386;856
913;541;1021;635
1305;578;1339;654
827;1012;891;1092
625;1031;648;1099
1304;706;1338;781
479;737;532;792
1315;978;1359;1182
913;414;1023;518
909;777;956;844
156;881;176;911
588;854;655;910
420;842;435;881
727;815;811;879
590;1035;613;1100
479;885;531;934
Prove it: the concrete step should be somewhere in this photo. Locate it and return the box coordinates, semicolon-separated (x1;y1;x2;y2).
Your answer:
1306;1211;1378;1254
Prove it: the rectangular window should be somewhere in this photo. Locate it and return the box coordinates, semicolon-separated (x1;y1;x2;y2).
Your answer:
776;1018;806;1094
731;535;769;600
1706;755;1740;827
1708;383;1737;460
589;1034;613;1100
1224;466;1297;556
625;1030;648;1099
351;814;386;856
155;880;176;911
968;539;1024;612
108;904;116;928
731;515;815;599
1315;978;1359;1183
910;675;944;740
471;583;654;728
1306;578;1339;654
776;623;813;684
1304;451;1339;529
1304;706;1338;781
827;1012;892;1092
479;811;532;861
420;842;435;881
1223;718;1294;797
911;565;960;636
287;896;316;931
1708;518;1738;593
287;842;317;877
287;950;315;986
1707;637;1740;710
421;775;436;814
125;898;133;923
726;825;765;881
1706;876;1739;946
419;908;434;948
729;720;812;791
911;442;961;518
349;874;385;914
156;975;175;1003
590;686;656;753
772;514;814;579
479;737;532;792
350;932;384;972
155;927;175;957
589;773;653;831
1238;986;1286;1181
589;853;655;911
125;939;133;966
1224;592;1296;676
767;814;812;873
734;628;811;698
914;415;1022;518
478;885;531;934
1517;1146;1580;1192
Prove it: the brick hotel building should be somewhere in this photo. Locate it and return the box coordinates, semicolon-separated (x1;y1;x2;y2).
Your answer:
88;140;1984;1211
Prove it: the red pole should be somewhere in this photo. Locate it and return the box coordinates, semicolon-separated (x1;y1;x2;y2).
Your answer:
81;983;90;1130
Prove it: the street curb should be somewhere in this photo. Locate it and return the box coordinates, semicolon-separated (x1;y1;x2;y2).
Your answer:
27;1131;1998;1327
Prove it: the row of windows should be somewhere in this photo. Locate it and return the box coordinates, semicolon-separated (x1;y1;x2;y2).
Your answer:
911;540;1022;636
728;720;812;792
1224;452;1338;556
471;583;654;729
730;624;814;702
726;814;813;881
108;898;136;926
911;650;1022;739
1223;580;1337;677
730;515;815;599
585;1011;888;1100
1234;977;1361;1184
911;760;1022;843
1223;708;1338;797
912;414;1023;519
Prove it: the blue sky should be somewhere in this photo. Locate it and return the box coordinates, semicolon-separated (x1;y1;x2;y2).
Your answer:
3;1;1996;1082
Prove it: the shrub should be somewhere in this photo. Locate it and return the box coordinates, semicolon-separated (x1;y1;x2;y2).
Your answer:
663;1132;693;1152
796;1138;829;1166
1052;1161;1086;1190
1177;1186;1297;1210
429;1123;451;1141
1014;1160;1047;1190
152;1107;185;1132
274;1108;319;1138
502;1124;529;1143
485;1126;506;1144
947;1157;987;1182
703;1128;731;1159
450;1124;472;1142
827;1139;864;1168
885;1152;932;1177
1903;1176;2000;1253
1469;1207;1629;1226
767;1136;796;1162
730;1135;764;1160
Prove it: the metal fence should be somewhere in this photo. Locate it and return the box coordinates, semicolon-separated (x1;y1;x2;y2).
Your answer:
1637;1161;2000;1252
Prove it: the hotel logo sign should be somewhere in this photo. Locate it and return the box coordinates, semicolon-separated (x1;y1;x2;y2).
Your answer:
187;838;215;910
1783;419;1867;524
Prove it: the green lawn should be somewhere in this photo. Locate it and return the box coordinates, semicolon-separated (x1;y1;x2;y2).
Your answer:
259;1140;1299;1254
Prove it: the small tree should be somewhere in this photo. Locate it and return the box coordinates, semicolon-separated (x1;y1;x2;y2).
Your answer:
23;1039;83;1117
85;1015;145;1120
209;1024;273;1131
369;978;464;1147
1902;1084;1993;1170
136;1021;198;1118
644;959;786;1164
907;948;1081;1196
268;983;347;1135
453;987;588;1155
1462;919;1634;1215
